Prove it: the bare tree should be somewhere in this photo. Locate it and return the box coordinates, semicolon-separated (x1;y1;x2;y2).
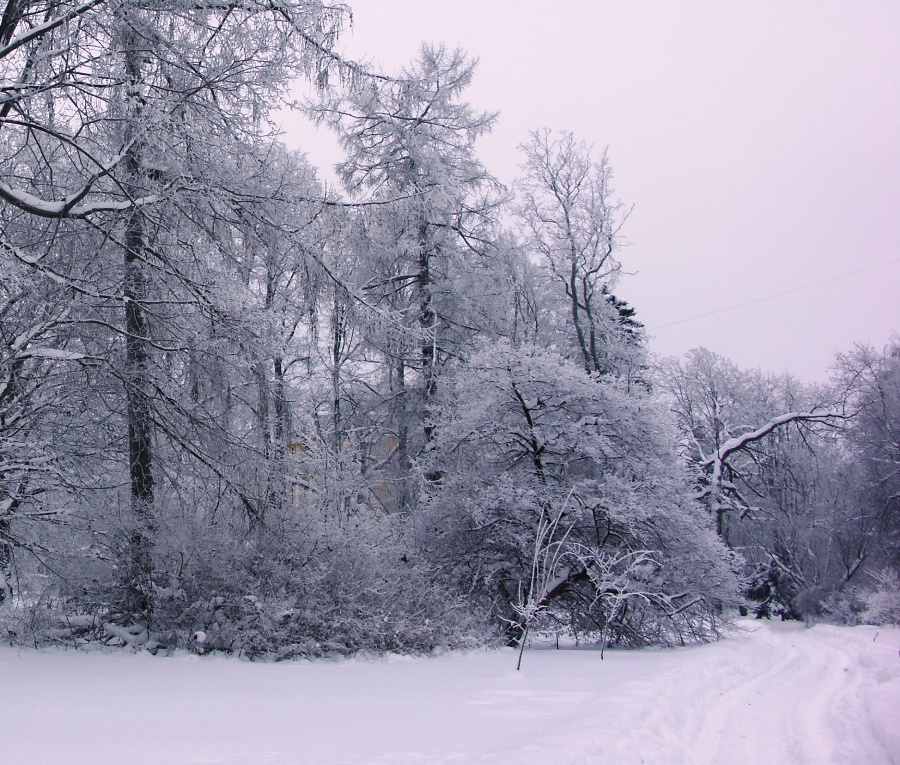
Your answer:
837;341;900;570
516;130;633;376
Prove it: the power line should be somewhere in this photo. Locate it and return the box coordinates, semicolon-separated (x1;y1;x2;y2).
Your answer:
650;258;900;331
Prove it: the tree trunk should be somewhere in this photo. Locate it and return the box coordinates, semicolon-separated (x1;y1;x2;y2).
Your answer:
0;516;11;604
394;356;412;512
418;221;438;442
253;360;273;528
331;292;345;454
121;25;154;614
271;355;289;513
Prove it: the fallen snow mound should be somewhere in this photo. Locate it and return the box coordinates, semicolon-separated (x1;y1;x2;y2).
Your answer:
0;620;897;764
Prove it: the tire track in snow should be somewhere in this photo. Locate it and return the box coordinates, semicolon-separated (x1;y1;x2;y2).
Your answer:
596;621;896;765
596;623;806;764
690;625;853;764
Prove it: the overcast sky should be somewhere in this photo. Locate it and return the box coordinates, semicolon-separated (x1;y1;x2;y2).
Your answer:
280;0;900;382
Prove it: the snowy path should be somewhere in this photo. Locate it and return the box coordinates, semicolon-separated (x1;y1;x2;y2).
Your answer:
0;620;897;764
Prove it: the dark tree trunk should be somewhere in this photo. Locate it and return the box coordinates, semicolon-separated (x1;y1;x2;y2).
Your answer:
124;208;154;514
272;355;288;511
121;31;154;614
394;356;412;512
0;516;11;604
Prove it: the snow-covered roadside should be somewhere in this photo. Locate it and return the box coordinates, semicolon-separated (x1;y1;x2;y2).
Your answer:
0;620;896;765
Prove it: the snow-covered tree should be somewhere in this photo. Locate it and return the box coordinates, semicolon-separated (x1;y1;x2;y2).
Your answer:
516;130;638;379
0;0;352;611
308;43;502;507
0;255;95;602
837;341;900;571
658;348;889;619
422;341;742;646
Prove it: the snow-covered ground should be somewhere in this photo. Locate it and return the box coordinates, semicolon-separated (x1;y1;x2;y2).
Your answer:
1;620;897;764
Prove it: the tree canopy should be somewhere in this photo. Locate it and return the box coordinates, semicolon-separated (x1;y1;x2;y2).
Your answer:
1;6;895;653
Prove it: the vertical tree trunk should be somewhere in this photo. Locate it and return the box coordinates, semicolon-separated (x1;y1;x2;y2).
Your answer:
0;515;11;604
418;223;437;405
568;260;592;374
394;356;411;512
418;221;440;458
121;24;154;613
124;210;154;511
271;355;289;516
0;355;27;605
253;360;273;528
330;292;344;454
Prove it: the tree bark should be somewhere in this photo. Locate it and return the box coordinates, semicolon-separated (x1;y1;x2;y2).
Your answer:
121;25;154;613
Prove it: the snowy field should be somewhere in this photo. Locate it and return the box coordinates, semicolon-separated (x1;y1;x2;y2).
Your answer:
1;620;897;765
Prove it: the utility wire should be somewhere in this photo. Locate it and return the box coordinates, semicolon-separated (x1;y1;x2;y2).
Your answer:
650;258;900;331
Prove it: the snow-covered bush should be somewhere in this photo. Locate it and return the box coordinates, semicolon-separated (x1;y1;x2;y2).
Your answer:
420;341;744;647
821;569;900;627
862;569;900;625
2;497;490;656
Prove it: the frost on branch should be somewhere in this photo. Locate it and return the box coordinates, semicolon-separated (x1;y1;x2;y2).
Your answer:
694;409;845;532
423;341;743;649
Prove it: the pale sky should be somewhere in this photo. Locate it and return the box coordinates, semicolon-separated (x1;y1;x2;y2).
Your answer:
280;0;900;382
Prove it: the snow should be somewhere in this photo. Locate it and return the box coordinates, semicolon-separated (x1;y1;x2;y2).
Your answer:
0;179;156;219
0;620;896;764
18;348;86;361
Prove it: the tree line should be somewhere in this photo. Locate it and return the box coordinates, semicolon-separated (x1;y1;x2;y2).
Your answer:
1;0;896;655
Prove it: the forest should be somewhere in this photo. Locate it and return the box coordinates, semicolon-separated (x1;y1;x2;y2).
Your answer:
1;0;897;658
